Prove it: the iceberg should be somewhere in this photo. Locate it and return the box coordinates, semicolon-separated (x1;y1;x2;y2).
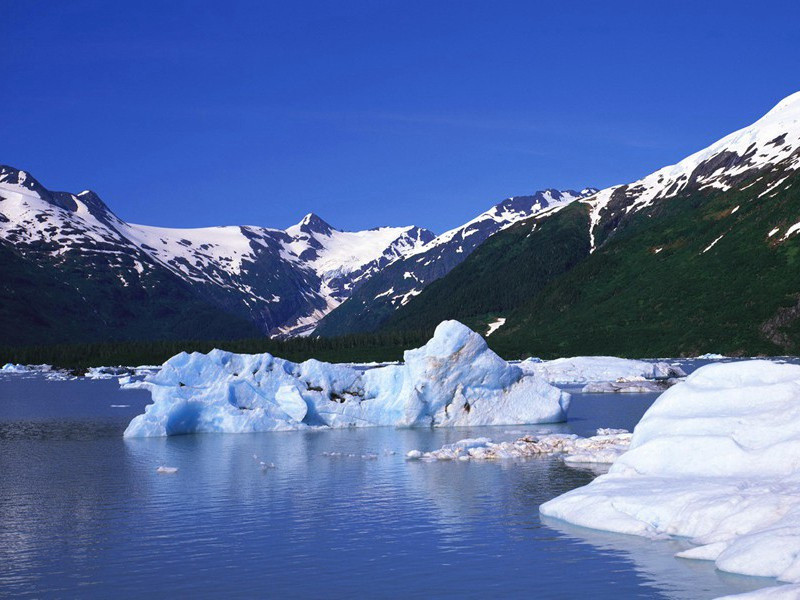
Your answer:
540;360;800;585
124;320;570;437
521;356;685;384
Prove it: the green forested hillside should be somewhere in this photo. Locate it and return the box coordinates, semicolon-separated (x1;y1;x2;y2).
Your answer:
1;329;430;370
378;168;800;358
0;242;262;347
383;202;592;334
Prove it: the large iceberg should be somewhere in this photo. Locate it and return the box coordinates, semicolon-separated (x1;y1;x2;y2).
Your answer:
540;360;800;586
521;356;685;384
124;320;569;437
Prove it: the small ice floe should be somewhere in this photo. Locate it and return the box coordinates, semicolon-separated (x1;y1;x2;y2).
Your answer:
86;366;136;380
110;404;131;408
581;376;683;393
156;466;178;474
406;429;631;463
697;353;727;360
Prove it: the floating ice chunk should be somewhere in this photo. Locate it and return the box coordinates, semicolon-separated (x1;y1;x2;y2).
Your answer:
85;366;136;379
581;378;681;393
521;356;685;384
124;320;569;437
541;360;800;584
697;353;727;359
156;466;178;474
406;429;631;463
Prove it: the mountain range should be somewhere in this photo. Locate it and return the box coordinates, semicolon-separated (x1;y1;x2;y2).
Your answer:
373;91;800;357
3;90;800;355
0;164;582;345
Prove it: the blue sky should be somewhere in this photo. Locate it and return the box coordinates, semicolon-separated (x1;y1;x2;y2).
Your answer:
2;1;799;233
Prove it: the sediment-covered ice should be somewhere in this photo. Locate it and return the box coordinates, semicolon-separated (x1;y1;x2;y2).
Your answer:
540;360;800;585
406;428;631;462
124;320;570;437
581;377;682;393
521;356;685;384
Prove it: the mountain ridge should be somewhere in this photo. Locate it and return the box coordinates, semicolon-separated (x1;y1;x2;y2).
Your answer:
374;91;800;357
0;164;586;345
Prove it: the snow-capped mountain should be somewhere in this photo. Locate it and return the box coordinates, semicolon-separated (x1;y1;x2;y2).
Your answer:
583;90;800;251
371;90;800;356
0;165;433;342
314;188;596;336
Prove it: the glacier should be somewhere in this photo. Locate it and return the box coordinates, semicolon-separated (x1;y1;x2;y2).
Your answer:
540;360;800;591
123;320;569;437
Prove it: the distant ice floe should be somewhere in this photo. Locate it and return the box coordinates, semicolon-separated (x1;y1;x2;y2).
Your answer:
0;363;75;381
520;356;685;385
85;365;160;380
406;429;631;463
123;320;570;437
540;360;800;588
696;353;728;360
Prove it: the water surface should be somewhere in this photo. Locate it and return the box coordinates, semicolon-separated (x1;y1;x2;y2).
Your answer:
0;368;777;599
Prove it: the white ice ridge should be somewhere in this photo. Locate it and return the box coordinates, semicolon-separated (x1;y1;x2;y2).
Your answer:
520;356;685;384
406;428;631;463
717;584;800;599
540;360;800;585
123;320;569;437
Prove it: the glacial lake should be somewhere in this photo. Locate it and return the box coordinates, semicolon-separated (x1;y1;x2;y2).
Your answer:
0;362;780;599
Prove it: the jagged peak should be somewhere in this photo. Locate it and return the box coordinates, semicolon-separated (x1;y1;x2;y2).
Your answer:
289;212;335;236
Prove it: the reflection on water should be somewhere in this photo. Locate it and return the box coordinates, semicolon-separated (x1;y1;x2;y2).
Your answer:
0;371;778;598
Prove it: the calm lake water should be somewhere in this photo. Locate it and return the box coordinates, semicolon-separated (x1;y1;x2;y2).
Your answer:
0;364;778;599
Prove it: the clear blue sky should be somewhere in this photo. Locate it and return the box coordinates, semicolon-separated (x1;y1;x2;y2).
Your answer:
2;1;798;233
